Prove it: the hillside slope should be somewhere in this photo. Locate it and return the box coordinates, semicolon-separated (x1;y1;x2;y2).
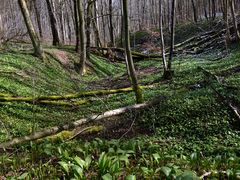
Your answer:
0;43;240;178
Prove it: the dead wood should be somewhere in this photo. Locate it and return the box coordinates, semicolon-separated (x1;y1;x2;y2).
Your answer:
0;96;166;148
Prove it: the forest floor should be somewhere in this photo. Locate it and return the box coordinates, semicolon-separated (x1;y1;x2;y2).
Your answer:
0;41;240;179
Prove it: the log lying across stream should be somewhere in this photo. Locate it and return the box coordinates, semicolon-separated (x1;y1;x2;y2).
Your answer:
0;96;166;148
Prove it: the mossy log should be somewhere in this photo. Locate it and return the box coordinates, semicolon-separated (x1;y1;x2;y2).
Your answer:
0;87;135;103
0;84;159;104
0;96;166;148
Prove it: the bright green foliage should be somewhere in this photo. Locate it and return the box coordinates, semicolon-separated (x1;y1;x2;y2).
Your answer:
0;43;240;178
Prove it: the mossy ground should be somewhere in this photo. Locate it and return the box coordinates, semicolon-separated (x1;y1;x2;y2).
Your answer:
0;43;240;179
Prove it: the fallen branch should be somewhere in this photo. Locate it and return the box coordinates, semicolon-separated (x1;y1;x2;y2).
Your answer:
0;96;166;148
91;47;162;61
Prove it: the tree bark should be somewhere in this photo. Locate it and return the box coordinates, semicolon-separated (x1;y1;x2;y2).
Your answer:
229;0;240;41
45;0;61;46
122;0;143;104
33;0;43;39
77;0;87;75
18;0;44;59
109;0;115;47
73;0;80;52
159;0;168;75
167;0;176;78
191;0;198;23
86;0;94;59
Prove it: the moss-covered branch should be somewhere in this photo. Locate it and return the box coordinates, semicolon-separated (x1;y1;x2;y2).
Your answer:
0;84;159;104
0;87;134;103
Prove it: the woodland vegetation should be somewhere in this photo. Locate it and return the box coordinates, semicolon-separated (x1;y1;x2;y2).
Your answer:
0;0;240;179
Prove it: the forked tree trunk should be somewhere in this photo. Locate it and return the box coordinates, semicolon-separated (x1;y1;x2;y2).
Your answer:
77;0;87;75
122;0;143;104
18;0;44;59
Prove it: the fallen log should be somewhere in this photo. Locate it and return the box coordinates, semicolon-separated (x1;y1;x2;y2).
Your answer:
90;47;162;61
0;87;135;103
0;83;159;104
0;96;166;148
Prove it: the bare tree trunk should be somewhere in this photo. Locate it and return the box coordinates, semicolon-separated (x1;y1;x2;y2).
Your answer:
73;0;80;52
92;1;102;48
159;0;167;76
167;0;176;79
33;0;43;39
191;0;198;23
18;0;44;59
224;0;231;44
86;0;94;59
60;1;66;44
109;0;115;47
122;0;143;104
204;0;209;20
77;0;86;75
45;0;60;46
229;0;240;41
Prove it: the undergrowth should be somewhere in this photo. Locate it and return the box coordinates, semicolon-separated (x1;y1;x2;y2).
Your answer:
0;44;240;179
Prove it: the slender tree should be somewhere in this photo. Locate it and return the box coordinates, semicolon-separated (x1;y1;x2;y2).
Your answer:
159;0;167;77
167;0;176;79
18;0;44;59
223;0;231;44
92;1;102;48
229;0;240;41
73;0;80;52
122;0;143;104
77;0;87;75
45;0;60;46
86;0;94;59
191;0;198;23
109;0;115;47
33;0;43;39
